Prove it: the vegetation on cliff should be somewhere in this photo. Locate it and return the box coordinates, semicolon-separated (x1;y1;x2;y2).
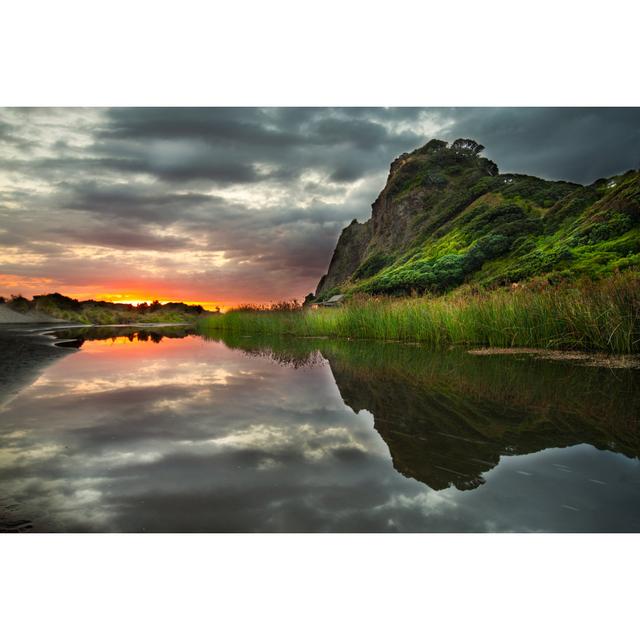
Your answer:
314;139;640;300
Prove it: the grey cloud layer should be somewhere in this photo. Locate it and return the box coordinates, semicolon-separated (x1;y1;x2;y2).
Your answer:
1;107;639;301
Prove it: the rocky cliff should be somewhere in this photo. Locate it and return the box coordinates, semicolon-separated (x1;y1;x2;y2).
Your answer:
315;218;372;295
315;138;640;299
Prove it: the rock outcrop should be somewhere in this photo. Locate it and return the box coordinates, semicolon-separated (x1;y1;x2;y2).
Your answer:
316;218;372;295
315;138;640;298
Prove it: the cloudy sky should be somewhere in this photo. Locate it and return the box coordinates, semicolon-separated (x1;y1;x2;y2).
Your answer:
1;107;639;308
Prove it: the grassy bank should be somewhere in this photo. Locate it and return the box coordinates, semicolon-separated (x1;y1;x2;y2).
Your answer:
198;272;640;354
40;307;198;325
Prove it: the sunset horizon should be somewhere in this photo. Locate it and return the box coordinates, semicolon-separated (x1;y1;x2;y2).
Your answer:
1;286;228;312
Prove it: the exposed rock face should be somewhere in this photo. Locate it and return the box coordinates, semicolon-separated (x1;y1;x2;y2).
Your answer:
315;138;640;298
365;142;495;253
316;219;372;296
315;139;500;297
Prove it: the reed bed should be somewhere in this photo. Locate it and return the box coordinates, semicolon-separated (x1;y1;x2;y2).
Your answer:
198;272;640;354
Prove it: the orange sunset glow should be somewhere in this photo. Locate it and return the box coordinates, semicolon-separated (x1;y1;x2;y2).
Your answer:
0;275;227;310
88;293;224;311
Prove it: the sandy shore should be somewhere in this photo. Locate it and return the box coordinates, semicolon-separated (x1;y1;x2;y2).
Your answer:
0;326;77;408
0;322;195;407
0;303;63;324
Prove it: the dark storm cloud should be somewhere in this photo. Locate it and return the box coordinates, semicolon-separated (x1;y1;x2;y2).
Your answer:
90;107;425;184
55;227;195;252
309;116;391;149
87;107;640;187
60;181;220;222
438;107;640;183
98;148;263;184
0;119;17;143
1;107;639;303
100;107;305;146
0;147;262;185
99;106;417;149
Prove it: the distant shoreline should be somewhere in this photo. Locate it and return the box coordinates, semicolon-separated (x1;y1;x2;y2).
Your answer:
0;293;216;326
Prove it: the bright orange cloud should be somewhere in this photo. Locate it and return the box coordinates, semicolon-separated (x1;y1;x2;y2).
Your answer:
0;273;55;289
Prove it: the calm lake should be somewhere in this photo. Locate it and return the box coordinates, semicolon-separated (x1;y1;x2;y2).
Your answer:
1;324;639;532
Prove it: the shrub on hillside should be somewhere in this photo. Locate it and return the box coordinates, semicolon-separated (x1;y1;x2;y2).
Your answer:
352;253;393;281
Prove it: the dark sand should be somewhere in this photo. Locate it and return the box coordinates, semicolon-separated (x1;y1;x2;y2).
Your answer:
0;303;63;324
0;325;79;407
0;325;81;531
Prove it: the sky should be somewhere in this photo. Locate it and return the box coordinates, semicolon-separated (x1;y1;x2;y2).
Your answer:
1;107;639;309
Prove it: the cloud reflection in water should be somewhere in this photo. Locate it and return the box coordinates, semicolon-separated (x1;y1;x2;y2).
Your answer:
1;332;639;532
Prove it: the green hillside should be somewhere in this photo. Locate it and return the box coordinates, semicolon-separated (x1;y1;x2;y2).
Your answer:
315;139;640;299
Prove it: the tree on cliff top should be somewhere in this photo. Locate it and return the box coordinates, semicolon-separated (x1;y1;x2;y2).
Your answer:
452;139;485;155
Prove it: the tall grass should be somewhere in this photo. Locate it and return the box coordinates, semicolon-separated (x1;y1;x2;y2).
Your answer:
198;271;640;354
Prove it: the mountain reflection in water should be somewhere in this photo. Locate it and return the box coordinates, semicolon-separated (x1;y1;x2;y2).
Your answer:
1;326;639;532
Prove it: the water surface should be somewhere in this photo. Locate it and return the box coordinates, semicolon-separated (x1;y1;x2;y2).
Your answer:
1;326;639;532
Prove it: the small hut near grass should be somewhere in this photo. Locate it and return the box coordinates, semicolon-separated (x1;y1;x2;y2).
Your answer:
316;294;345;308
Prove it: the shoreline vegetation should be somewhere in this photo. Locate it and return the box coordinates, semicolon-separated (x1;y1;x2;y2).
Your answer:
0;292;213;325
198;271;640;355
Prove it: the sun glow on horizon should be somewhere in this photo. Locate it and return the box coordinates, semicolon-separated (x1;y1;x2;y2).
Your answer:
0;279;229;311
0;271;302;313
89;293;225;311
